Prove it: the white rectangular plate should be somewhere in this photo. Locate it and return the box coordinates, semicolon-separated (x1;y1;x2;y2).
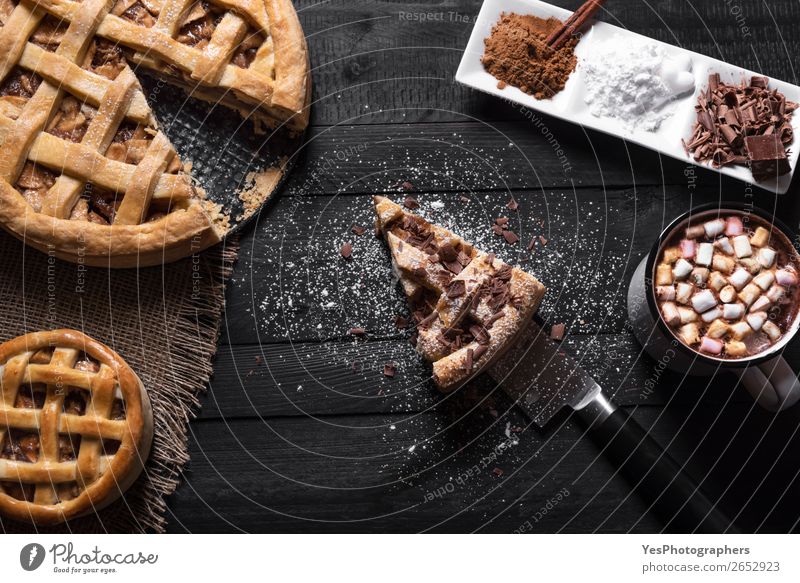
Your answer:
455;0;800;194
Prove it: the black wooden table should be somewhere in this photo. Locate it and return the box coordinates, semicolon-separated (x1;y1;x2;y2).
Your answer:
166;0;800;533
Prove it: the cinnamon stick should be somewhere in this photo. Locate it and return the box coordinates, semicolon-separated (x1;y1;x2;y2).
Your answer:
547;0;606;50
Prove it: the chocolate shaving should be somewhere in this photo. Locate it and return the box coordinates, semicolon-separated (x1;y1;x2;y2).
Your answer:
686;74;797;180
469;325;490;345
464;348;474;373
404;197;419;209
507;197;519;211
383;363;397;378
446;280;466;298
351;224;366;236
550;323;566;341
349;327;366;336
473;345;488;361
340;242;352;259
418;311;438;329
502;230;520;245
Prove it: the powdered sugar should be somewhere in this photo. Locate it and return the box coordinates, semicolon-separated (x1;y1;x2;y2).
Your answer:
581;35;695;132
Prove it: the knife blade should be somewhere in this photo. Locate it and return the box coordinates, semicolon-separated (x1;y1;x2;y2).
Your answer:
488;320;736;533
488;320;608;427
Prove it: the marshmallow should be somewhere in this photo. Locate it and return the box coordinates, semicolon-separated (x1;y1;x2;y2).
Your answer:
739;257;762;275
763;321;781;341
750;226;770;247
712;254;735;274
714;237;734;255
675;282;693;305
701;307;723;323
691;289;717;313
656;286;676;301
690;267;709;286
766;284;786;303
663;246;682;264
706;319;729;339
678;306;699;324
732;235;752;258
672;259;693;280
746;312;767;331
661;302;680;327
738;283;761;307
695;242;713;266
708;271;728;291
749;295;772;313
719;285;737;303
678;323;700;346
680;239;696;259
704;219;725;238
753;271;775;291
726;341;748;358
723;303;744;320
685;225;705;239
728;268;752;290
725;216;744;236
656;264;673;286
699;336;723;355
730;321;752;340
776;269;798;287
757;247;776;268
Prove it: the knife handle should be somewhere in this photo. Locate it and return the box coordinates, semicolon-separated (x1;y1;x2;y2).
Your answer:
577;394;736;533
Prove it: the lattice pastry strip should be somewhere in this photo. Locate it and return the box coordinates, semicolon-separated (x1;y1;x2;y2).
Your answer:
0;330;152;525
374;196;547;391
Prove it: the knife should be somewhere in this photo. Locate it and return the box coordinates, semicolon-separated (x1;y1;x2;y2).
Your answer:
488;320;735;533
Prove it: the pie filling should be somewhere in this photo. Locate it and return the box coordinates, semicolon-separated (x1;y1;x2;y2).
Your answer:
0;351;127;504
388;214;522;365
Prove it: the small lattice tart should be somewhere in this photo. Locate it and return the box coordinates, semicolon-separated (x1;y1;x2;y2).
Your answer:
0;0;310;267
374;196;546;391
0;330;153;525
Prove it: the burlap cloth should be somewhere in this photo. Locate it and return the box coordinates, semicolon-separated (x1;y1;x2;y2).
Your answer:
0;230;238;533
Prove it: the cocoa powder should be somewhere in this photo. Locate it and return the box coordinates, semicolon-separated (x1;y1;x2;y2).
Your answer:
481;13;578;100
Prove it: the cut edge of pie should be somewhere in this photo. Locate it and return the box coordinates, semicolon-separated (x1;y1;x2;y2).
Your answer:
0;330;153;526
374;196;547;391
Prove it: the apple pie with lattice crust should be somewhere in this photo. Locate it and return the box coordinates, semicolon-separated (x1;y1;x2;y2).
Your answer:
374;196;546;391
0;330;152;525
0;0;310;267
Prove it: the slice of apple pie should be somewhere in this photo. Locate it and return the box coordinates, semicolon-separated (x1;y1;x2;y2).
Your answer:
374;196;547;391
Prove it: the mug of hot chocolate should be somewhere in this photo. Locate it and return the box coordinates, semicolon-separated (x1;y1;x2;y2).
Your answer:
628;204;800;411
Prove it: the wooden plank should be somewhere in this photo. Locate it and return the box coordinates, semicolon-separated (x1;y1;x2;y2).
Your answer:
296;0;800;126
202;335;770;420
276;121;768;192
167;404;800;532
221;184;789;345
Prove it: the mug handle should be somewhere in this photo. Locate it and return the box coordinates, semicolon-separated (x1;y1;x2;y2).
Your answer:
737;355;800;412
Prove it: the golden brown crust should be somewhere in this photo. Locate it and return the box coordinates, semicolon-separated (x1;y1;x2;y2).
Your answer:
374;196;546;392
0;330;153;526
0;180;222;268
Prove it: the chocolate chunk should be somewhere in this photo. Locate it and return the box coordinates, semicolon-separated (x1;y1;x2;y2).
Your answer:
446;280;466;298
745;134;790;181
473;345;488;361
539;235;548;246
403;197;419;209
506;197;519;211
464;348;474;373
495;217;509;226
443;260;463;275
383;363;397;378
502;230;519;245
460;196;470;204
401;181;413;191
550;323;566;341
351;224;366;236
340;242;352;259
438;242;457;262
349;327;366;336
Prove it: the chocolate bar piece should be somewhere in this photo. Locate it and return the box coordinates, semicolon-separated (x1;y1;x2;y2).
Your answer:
745;135;791;181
